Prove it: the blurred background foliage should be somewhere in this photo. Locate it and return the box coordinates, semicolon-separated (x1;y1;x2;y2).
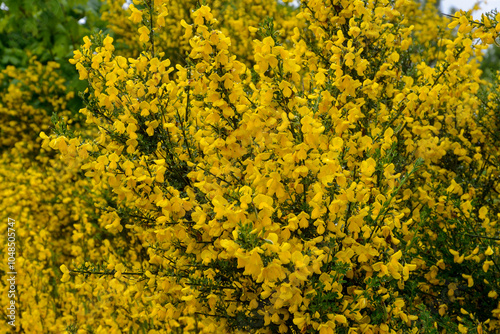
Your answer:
0;0;109;98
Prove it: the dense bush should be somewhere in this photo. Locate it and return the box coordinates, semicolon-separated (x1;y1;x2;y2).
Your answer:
1;0;500;333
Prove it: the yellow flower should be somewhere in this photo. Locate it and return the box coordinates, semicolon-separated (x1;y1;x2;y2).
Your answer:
138;26;150;43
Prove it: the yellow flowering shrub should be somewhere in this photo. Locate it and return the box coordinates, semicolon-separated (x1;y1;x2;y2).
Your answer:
102;0;295;66
0;58;95;332
1;0;500;333
0;58;71;155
